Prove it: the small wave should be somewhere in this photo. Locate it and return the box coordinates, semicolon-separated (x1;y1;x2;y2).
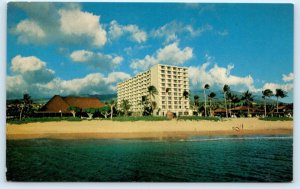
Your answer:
182;136;293;142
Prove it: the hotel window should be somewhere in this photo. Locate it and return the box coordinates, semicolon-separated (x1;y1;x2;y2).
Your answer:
162;87;165;91
162;92;166;95
162;105;166;109
162;96;165;100
174;106;178;109
162;101;165;104
161;83;165;86
168;97;172;100
161;79;165;82
168;105;172;109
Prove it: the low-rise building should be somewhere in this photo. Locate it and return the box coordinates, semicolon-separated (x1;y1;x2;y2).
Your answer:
37;95;105;116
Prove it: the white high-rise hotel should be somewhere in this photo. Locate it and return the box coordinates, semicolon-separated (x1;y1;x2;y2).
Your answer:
117;64;190;116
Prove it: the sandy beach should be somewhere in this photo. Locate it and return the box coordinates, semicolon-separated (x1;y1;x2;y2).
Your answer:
6;118;293;140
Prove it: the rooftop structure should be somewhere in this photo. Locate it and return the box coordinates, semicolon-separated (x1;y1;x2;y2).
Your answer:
39;95;105;113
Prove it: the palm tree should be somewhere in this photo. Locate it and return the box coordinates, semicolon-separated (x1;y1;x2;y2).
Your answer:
165;88;170;115
275;89;287;113
227;92;233;117
262;89;273;117
19;93;32;120
193;95;200;115
109;100;117;119
182;90;189;115
223;84;230;118
120;99;131;116
148;85;158;115
203;84;210;117
207;92;216;116
241;90;254;116
231;94;240;117
231;94;240;108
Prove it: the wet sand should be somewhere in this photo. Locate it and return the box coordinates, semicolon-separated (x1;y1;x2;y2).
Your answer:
6;118;293;140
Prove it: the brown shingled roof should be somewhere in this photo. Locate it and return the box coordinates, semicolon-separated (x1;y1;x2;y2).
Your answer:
230;106;252;111
40;95;105;113
63;96;105;109
213;108;226;113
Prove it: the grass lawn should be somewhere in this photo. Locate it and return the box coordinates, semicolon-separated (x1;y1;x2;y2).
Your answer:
177;116;221;121
259;117;293;121
112;116;169;122
6;117;82;124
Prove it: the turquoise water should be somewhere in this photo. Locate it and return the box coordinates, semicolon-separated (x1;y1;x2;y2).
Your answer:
6;135;293;182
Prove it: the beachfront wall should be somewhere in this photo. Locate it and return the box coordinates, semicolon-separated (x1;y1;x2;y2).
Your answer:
117;64;190;116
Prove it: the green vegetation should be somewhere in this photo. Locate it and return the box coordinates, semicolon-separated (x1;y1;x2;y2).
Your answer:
259;117;293;121
7;117;82;124
98;106;111;118
120;99;131;116
203;83;210;117
241;90;254;116
275;89;287;113
223;84;230;118
68;106;81;117
177;116;221;121
112;116;169;122
148;85;158;115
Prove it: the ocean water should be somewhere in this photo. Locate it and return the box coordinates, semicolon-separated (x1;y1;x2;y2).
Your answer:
6;135;293;182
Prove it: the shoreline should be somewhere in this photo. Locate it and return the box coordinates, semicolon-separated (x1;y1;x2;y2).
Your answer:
6;118;293;140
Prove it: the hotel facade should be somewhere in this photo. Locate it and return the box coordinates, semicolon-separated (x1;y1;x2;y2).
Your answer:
117;64;191;116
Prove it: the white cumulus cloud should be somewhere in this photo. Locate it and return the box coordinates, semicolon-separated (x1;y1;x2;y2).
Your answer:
188;54;258;92
10;55;55;83
70;50;123;71
152;21;213;44
15;19;46;43
7;70;131;99
262;83;293;93
282;73;294;82
11;55;47;73
70;50;94;62
12;3;107;47
130;42;193;73
262;72;294;93
32;72;131;98
59;8;107;47
108;20;147;43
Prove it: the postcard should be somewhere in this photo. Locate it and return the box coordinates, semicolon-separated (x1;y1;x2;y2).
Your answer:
6;2;293;182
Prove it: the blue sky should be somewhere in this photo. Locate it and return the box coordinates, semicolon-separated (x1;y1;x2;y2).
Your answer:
7;2;294;102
